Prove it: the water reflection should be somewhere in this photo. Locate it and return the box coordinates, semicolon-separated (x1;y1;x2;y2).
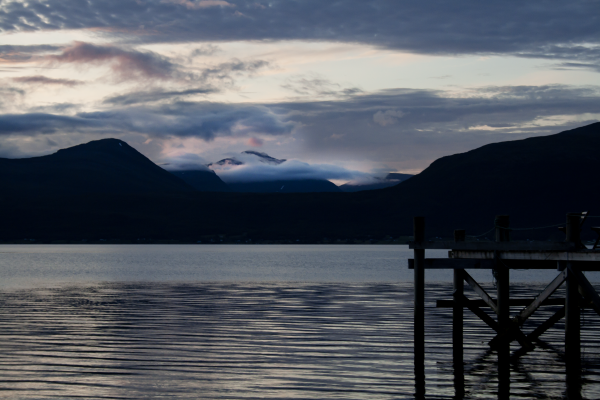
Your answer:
0;282;598;398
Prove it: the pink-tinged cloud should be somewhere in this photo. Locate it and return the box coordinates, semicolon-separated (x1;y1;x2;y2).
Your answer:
12;75;83;86
45;42;176;81
163;0;234;9
247;137;263;147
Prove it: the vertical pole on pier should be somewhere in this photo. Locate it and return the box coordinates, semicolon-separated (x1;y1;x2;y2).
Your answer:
565;213;581;398
453;229;465;398
413;216;425;398
495;215;510;397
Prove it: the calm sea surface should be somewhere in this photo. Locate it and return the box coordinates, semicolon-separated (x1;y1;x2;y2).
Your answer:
1;245;599;399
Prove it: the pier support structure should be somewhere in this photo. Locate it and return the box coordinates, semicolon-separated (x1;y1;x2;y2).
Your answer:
408;213;600;398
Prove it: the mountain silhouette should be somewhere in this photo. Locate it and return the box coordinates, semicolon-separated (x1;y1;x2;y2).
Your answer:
1;122;599;242
228;179;341;193
170;170;231;192
0;138;193;195
339;173;413;192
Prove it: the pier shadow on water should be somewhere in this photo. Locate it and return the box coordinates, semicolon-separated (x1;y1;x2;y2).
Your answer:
0;282;599;399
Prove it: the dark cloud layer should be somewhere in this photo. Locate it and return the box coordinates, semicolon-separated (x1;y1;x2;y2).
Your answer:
45;41;178;81
1;0;599;66
0;84;598;169
103;87;219;105
0;45;61;62
12;76;83;86
0;103;294;141
282;75;362;98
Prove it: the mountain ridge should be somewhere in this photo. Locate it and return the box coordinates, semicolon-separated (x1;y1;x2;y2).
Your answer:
1;122;599;241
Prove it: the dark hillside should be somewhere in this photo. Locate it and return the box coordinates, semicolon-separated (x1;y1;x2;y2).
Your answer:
170;170;231;192
382;122;600;239
1;123;600;242
0;139;193;195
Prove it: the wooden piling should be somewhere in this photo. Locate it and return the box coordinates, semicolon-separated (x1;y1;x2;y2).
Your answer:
413;216;425;397
495;215;510;396
566;263;582;398
453;230;465;397
565;213;582;394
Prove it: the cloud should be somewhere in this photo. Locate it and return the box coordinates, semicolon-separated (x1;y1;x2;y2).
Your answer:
273;85;600;170
0;103;294;140
12;75;83;86
373;109;405;126
190;44;221;58
44;41;178;81
161;152;211;171
0;113;96;135
38;42;269;87
198;58;270;87
247;137;263;147
103;87;219;105
1;83;599;172
162;0;234;9
1;1;599;66
0;45;62;63
282;74;362;98
211;157;370;183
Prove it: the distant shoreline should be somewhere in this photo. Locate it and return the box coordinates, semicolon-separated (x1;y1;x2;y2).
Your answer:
0;239;411;245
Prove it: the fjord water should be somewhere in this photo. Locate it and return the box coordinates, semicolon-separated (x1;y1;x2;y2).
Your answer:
1;245;599;399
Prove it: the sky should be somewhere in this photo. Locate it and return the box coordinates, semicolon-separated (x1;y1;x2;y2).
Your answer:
1;0;600;184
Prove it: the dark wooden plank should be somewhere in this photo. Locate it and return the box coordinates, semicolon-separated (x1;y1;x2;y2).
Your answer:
436;298;567;308
527;306;565;341
514;270;567;324
461;294;499;332
450;250;600;264
413;216;425;398
408;258;559;269
566;263;581;374
409;241;577;251
463;271;498;314
453;269;464;392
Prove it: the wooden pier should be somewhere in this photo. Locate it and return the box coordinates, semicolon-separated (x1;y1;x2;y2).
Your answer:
409;213;600;399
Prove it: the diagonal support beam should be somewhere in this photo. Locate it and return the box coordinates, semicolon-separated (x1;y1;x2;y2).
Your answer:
527;306;565;342
568;265;600;316
460;294;499;332
463;271;498;314
514;270;567;325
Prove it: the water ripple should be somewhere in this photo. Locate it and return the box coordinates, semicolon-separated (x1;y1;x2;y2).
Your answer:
0;282;599;399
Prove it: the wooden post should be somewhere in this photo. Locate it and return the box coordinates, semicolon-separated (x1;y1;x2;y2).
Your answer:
413;216;425;398
495;215;510;397
566;213;581;244
453;229;465;398
566;263;582;399
565;213;582;397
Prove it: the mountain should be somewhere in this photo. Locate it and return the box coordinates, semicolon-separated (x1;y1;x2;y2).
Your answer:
339;173;413;192
1;123;600;242
381;121;600;239
209;150;339;193
170;170;231;192
227;179;341;193
241;151;286;164
208;151;285;167
386;173;414;181
207;158;243;167
0;138;194;195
